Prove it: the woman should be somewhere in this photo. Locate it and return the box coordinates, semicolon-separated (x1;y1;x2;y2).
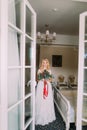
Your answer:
35;58;56;126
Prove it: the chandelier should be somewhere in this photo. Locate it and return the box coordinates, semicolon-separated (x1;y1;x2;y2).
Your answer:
37;25;56;43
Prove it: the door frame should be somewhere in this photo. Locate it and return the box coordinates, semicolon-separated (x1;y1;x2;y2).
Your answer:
0;0;8;129
76;11;87;130
0;0;36;130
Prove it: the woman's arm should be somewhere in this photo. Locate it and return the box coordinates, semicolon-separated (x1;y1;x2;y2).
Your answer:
37;69;43;82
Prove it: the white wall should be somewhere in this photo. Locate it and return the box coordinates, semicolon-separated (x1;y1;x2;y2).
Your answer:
39;45;78;82
37;34;79;46
55;34;79;45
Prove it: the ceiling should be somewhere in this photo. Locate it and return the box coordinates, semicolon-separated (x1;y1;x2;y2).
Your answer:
29;0;87;35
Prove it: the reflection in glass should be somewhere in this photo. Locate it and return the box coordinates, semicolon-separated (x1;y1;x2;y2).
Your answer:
26;123;32;130
25;97;32;124
84;69;87;93
8;104;22;130
84;83;87;93
25;68;31;95
82;96;87;119
8;27;21;66
84;43;87;67
82;121;87;129
84;16;87;40
26;6;32;36
25;37;32;66
8;69;22;107
8;0;22;29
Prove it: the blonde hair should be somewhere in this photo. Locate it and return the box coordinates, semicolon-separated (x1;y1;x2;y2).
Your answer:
40;58;50;70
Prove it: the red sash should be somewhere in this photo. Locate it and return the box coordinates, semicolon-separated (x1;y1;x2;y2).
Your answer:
43;80;48;99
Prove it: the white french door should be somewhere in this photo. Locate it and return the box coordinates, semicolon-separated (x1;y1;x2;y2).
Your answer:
76;12;87;130
0;0;36;130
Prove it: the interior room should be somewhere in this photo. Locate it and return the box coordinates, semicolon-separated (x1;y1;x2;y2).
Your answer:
35;22;79;130
0;0;87;130
29;0;87;130
29;0;81;85
37;38;78;83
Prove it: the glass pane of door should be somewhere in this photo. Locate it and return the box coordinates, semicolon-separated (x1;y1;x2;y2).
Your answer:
8;27;21;66
26;123;32;130
82;96;87;119
84;43;87;67
25;37;32;66
84;69;87;93
25;97;32;124
25;68;31;95
8;69;22;107
8;103;23;130
8;0;22;30
26;6;32;36
85;16;87;40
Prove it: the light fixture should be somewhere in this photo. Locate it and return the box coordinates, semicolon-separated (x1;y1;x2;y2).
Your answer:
37;24;56;43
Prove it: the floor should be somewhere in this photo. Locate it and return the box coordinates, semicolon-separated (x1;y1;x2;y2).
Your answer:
35;104;87;130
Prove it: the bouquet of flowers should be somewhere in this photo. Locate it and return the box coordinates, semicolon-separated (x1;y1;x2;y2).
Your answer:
37;70;53;99
37;70;53;81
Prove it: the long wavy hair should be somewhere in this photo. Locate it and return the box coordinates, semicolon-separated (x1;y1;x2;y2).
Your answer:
39;58;50;70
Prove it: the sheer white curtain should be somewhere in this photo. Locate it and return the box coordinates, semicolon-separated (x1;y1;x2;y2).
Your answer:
8;0;20;130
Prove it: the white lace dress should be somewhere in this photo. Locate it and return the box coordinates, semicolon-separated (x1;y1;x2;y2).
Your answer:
35;69;56;125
